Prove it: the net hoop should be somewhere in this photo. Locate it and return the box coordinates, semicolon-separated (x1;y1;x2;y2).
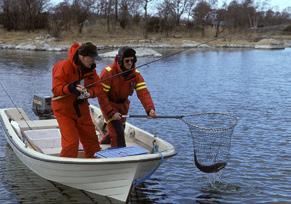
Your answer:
181;112;238;133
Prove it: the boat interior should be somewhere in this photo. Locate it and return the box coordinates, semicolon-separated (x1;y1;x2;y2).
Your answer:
4;108;157;158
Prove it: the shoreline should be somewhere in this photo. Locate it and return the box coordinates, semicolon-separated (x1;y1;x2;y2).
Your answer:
0;41;263;52
0;38;289;54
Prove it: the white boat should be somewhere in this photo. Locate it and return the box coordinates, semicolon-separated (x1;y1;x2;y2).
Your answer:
0;105;176;203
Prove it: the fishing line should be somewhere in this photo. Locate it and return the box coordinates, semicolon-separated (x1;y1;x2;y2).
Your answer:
52;29;232;100
92;22;287;84
0;81;40;151
72;23;286;89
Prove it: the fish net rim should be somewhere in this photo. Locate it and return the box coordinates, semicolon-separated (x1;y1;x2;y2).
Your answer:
181;112;238;132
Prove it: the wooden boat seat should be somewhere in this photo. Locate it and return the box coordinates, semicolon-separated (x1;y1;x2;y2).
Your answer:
17;119;59;131
5;108;30;121
21;129;139;155
22;128;83;155
23;129;62;154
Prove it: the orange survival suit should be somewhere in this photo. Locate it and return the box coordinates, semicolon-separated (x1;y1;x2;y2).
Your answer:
51;43;115;158
100;47;155;147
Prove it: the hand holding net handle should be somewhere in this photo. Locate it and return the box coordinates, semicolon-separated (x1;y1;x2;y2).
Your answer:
123;113;238;174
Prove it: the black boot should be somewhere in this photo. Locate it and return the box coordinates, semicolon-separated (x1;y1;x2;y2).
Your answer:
100;134;111;144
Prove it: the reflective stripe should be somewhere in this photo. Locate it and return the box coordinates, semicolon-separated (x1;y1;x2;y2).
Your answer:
136;85;147;91
105;66;112;72
103;88;110;92
101;83;110;89
135;82;146;88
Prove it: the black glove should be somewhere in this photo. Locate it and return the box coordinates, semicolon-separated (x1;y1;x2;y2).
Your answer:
80;63;96;74
68;81;80;96
90;63;96;70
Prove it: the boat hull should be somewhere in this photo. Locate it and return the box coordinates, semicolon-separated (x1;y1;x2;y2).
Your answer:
0;108;175;202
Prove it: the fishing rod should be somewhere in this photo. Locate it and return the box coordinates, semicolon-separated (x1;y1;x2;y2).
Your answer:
53;23;287;101
52;31;228;101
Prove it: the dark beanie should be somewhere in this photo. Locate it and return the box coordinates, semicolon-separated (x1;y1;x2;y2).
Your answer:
118;46;136;59
122;47;136;58
117;46;136;66
78;42;98;57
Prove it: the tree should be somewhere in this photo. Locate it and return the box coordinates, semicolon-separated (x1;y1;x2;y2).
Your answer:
142;0;153;38
226;0;246;28
48;1;72;37
192;1;212;36
185;0;197;22
119;0;129;29
157;0;176;36
172;0;189;26
107;0;113;32
27;0;50;31
213;8;227;37
72;0;94;33
1;0;49;31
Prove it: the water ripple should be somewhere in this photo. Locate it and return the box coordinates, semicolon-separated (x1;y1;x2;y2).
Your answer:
1;48;291;203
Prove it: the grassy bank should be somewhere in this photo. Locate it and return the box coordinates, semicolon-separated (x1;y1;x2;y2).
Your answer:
1;23;291;48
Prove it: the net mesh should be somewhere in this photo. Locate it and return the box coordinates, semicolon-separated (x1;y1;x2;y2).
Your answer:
182;113;237;166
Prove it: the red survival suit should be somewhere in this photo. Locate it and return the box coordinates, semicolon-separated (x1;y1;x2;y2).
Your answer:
100;58;155;147
51;43;115;158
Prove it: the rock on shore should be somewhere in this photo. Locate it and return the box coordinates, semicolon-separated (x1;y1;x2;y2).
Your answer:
255;38;285;49
99;47;162;58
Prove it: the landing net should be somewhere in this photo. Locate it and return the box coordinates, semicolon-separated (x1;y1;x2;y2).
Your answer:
182;113;238;172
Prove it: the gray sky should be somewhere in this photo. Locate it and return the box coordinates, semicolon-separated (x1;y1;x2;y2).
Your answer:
262;0;291;10
219;0;291;10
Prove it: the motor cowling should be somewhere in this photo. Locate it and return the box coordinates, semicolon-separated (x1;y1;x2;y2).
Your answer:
32;95;54;119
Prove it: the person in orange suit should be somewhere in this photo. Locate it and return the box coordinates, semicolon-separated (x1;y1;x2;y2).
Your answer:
100;46;156;147
51;42;121;158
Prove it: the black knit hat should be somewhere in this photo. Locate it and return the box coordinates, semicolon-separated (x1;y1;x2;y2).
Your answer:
78;42;98;58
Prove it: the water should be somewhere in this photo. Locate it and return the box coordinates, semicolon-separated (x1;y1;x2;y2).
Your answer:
0;48;291;203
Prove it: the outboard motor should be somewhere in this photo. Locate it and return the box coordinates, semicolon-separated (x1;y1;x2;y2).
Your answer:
32;95;54;119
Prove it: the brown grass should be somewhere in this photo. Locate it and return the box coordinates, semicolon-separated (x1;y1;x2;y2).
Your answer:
0;22;290;46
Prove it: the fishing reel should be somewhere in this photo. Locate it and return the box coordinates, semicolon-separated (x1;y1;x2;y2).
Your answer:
78;88;90;100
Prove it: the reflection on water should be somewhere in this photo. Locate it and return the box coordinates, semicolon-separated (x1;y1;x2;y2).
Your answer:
0;145;161;204
0;146;114;203
1;48;291;203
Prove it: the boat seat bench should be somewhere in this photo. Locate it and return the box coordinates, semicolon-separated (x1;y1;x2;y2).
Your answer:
17;119;59;131
22;128;83;155
5;108;30;121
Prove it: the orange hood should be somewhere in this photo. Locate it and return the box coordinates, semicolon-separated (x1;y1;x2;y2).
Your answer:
68;43;80;66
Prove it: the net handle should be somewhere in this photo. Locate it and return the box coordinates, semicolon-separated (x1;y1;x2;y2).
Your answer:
123;112;238;132
122;115;184;119
124;113;237;174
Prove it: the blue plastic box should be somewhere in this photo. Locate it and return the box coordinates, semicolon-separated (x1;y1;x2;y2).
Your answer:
94;146;149;158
